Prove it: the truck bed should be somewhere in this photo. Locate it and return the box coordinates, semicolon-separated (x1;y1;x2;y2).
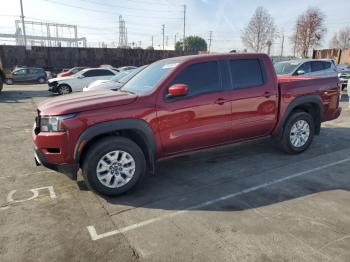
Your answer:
277;75;341;123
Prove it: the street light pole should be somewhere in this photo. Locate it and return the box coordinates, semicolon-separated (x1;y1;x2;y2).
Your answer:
19;0;27;48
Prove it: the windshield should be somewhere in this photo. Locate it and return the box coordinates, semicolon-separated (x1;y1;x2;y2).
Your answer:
274;62;300;75
111;71;130;82
121;61;179;95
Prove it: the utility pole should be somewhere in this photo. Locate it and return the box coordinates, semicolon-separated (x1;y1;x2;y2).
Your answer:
162;24;165;50
174;33;178;50
280;33;285;57
166;36;169;47
139;41;142;48
151;35;154;48
267;40;272;56
183;4;186;51
19;0;27;48
208;31;213;52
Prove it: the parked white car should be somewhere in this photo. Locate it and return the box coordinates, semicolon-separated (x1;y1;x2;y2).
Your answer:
83;65;147;92
48;68;118;94
274;59;338;77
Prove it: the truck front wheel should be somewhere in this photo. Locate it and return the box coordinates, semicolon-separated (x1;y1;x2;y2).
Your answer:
280;112;315;154
82;137;146;196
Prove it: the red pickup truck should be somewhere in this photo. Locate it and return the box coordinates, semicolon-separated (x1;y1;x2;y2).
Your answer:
33;54;341;196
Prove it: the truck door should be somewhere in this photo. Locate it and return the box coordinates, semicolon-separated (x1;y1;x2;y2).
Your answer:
228;58;278;141
156;60;232;155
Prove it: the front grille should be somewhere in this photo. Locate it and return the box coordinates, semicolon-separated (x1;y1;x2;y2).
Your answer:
48;81;58;87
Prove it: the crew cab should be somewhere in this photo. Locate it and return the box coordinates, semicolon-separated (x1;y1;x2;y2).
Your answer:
33;54;341;196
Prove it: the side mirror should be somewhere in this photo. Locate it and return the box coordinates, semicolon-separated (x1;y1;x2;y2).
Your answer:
167;84;189;98
77;75;85;79
297;70;305;75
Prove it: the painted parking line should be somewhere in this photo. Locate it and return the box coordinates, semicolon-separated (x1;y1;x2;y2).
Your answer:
0;170;56;180
87;157;350;241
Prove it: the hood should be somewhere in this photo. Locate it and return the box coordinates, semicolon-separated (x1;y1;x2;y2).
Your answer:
57;72;72;77
38;90;137;115
87;80;113;90
49;75;76;82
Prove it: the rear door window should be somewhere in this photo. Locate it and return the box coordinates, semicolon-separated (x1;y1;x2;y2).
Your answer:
170;61;221;96
229;59;264;88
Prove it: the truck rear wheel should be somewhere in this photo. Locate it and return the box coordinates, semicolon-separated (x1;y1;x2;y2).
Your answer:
82;137;146;196
279;112;315;154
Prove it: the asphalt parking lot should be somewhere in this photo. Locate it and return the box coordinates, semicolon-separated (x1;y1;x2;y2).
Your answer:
0;84;350;262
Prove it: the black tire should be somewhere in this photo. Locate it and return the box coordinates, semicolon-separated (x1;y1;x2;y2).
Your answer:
0;78;3;92
58;84;71;95
279;111;315;154
82;137;146;196
37;77;46;84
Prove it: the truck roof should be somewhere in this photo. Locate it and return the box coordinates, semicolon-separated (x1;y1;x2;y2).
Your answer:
158;53;269;64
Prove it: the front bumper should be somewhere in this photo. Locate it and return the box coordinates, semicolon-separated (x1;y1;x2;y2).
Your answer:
48;81;59;93
34;147;79;180
33;125;79;179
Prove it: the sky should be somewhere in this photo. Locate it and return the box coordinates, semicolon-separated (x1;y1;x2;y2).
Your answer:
0;0;349;55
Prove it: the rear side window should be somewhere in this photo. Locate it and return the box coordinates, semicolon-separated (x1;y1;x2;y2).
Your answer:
83;69;114;77
229;59;264;88
170;61;220;96
311;61;324;72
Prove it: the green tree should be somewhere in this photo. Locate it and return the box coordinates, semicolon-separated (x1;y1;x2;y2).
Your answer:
175;36;207;52
146;46;154;50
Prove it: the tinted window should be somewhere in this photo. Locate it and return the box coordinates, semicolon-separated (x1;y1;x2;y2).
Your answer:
230;59;264;88
323;61;331;69
296;62;311;74
14;69;28;75
170;61;220;96
83;69;114;77
311;61;324;72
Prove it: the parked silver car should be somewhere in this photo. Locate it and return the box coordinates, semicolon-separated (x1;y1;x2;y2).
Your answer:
274;59;338;77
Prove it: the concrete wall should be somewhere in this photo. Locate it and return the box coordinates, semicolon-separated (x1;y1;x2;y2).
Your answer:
312;48;350;64
0;45;195;71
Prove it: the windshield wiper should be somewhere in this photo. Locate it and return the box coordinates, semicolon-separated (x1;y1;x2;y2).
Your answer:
119;89;136;95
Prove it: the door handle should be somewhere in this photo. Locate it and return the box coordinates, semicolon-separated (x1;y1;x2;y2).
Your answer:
214;98;229;105
263;92;272;98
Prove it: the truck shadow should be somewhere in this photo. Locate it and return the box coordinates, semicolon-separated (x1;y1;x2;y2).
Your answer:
100;126;350;212
0;90;54;103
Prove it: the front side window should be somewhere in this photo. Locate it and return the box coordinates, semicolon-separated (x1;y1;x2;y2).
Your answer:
170;61;220;96
83;69;114;77
296;62;311;74
323;62;331;69
230;59;264;88
13;69;28;75
274;61;300;75
311;61;324;72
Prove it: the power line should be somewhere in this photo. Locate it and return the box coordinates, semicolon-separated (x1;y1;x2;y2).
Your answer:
76;0;182;13
43;0;183;20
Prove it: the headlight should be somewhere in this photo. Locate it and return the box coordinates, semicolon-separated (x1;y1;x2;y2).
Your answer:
40;114;75;132
338;73;342;77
